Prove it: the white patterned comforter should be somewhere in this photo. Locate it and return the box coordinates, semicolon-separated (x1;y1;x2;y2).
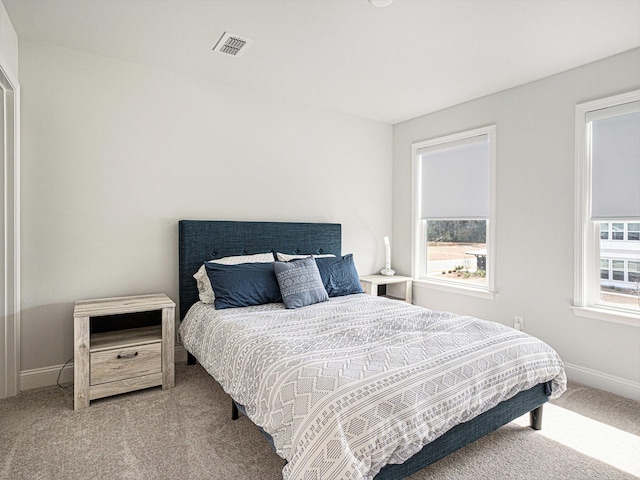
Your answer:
179;294;566;480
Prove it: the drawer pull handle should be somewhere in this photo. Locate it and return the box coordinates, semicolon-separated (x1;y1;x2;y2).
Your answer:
117;352;139;360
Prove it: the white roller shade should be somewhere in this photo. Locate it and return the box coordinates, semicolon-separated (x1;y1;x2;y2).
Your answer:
589;103;640;220
418;135;489;219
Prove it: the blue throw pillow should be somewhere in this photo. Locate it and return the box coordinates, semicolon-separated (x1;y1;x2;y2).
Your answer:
314;254;364;297
205;262;282;309
273;257;329;309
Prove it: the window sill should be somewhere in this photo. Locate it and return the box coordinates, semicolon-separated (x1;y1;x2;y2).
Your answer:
414;279;495;300
570;306;640;327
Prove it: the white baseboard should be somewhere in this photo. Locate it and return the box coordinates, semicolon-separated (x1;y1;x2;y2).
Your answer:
563;362;640;401
20;360;75;391
19;352;639;402
19;346;188;392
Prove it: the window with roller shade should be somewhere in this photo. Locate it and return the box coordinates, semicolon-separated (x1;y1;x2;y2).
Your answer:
574;91;640;323
412;125;496;295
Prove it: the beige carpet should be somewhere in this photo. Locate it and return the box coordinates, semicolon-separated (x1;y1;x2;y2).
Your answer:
0;364;638;480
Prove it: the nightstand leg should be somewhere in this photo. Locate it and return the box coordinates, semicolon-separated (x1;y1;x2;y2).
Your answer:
404;281;413;303
360;281;377;296
74;316;90;410
162;306;175;389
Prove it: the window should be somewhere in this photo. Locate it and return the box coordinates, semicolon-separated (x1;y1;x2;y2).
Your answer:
602;221;640;241
612;222;624;240
629;261;640;283
412;126;496;297
574;90;640;324
600;259;610;280
611;260;625;281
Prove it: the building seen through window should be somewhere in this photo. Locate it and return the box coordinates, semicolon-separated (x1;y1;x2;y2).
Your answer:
599;221;640;307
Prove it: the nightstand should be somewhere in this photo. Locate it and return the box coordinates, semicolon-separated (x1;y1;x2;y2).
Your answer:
359;274;413;303
73;293;175;410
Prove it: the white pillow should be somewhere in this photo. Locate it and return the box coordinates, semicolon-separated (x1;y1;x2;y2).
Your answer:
275;252;336;262
193;252;275;304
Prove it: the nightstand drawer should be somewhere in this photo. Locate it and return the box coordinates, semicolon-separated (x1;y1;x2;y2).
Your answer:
90;342;161;386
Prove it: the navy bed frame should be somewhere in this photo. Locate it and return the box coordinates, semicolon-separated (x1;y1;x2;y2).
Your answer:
178;220;549;480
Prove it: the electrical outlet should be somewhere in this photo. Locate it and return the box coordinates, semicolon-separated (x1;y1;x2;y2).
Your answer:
514;316;524;331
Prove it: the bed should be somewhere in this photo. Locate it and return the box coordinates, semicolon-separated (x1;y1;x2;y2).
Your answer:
178;220;566;480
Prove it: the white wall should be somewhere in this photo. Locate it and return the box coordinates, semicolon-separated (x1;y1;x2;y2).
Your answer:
393;48;640;400
0;0;17;81
19;40;392;377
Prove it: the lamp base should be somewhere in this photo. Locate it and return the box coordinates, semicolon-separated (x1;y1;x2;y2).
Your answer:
380;268;395;276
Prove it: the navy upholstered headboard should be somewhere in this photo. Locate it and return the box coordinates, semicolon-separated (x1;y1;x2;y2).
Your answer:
178;220;342;319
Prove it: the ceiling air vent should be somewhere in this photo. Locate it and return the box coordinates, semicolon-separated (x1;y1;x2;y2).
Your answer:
213;32;253;57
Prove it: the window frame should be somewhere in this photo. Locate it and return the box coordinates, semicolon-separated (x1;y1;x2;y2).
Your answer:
612;222;625;241
411;125;497;299
573;90;640;326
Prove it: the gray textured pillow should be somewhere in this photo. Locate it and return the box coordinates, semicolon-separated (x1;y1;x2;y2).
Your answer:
273;256;329;309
